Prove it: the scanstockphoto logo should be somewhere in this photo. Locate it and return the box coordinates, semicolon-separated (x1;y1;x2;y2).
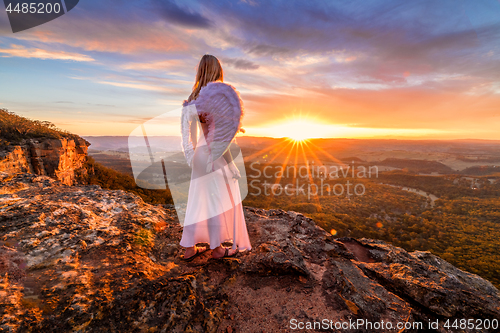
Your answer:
248;161;379;200
4;0;79;33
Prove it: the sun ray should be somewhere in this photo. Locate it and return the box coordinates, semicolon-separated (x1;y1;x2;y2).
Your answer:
301;140;328;172
306;140;348;167
291;139;301;186
267;139;299;206
301;140;323;165
265;138;296;165
298;140;322;205
243;138;290;162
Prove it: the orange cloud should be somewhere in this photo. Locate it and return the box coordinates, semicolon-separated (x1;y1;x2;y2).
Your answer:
239;83;500;140
121;59;183;71
96;80;181;93
15;19;190;55
0;44;94;61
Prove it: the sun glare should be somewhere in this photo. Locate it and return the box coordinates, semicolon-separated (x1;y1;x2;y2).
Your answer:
248;116;450;140
290;134;309;142
273;119;332;141
287;123;311;141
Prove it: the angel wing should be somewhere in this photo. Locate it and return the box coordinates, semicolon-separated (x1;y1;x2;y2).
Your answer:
182;81;244;171
180;101;198;167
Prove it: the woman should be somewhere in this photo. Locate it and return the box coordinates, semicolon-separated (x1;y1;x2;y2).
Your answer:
179;54;252;261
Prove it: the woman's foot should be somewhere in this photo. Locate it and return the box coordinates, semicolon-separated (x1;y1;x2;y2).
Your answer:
211;245;238;259
182;245;208;260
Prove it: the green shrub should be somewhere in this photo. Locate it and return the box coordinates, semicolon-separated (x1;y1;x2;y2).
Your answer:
0;108;84;144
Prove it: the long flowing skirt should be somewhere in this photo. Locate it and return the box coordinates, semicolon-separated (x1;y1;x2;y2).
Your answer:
179;134;252;251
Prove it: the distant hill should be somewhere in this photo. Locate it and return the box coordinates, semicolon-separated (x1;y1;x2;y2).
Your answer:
461;165;500;176
339;156;365;163
377;158;454;174
84;136;182;153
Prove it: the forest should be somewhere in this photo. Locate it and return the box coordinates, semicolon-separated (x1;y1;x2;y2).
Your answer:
242;164;500;289
79;156;174;206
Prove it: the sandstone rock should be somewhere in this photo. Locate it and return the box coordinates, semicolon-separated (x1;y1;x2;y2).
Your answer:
0;146;32;175
0;173;499;332
0;138;89;185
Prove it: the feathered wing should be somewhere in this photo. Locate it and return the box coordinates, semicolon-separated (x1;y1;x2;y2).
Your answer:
195;82;244;172
180;101;199;167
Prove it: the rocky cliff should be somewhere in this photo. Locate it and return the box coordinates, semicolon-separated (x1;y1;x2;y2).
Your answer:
0;138;89;185
0;172;499;332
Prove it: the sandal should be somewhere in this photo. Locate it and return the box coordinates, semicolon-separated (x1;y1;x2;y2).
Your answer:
214;246;239;259
181;245;207;262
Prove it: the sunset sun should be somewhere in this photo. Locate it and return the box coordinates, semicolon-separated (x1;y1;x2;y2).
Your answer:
289;133;310;142
282;119;314;141
269;118;334;141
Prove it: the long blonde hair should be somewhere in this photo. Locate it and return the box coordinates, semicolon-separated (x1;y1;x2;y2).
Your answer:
187;54;223;102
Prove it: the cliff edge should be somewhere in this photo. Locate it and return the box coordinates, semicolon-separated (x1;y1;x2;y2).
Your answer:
1;173;499;332
0;138;89;185
0;109;90;186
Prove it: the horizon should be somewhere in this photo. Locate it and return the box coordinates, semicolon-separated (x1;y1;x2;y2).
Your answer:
85;134;500;142
1;1;500;140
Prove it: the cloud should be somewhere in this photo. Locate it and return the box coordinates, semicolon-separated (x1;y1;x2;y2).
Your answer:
96;80;176;93
86;103;116;107
201;0;500;84
240;83;500;134
120;59;183;71
2;0;201;54
0;44;94;61
3;0;500;139
69;73;189;95
13;17;190;55
154;0;212;28
247;44;292;57
220;57;259;70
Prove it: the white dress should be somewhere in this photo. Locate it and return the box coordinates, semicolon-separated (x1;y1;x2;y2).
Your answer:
179;107;252;251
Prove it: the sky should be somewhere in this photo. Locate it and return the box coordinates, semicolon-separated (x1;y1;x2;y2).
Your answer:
1;0;500;140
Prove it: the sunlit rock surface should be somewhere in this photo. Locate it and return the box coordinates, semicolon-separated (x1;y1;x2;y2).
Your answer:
1;173;499;332
0;138;88;186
